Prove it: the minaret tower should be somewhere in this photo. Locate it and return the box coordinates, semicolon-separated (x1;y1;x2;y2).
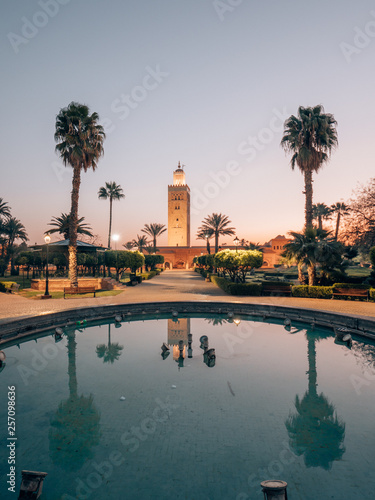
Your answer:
168;162;190;247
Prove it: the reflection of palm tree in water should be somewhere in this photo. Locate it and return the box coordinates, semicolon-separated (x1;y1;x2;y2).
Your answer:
96;323;124;364
285;329;345;470
49;331;101;470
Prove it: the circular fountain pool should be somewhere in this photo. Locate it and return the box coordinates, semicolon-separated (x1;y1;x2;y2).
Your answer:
1;312;375;499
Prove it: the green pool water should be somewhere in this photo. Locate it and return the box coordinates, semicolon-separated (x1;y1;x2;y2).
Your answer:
1;314;375;499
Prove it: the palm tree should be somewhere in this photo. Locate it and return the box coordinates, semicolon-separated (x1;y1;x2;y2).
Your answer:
286;329;345;469
55;102;105;287
49;331;100;470
198;213;235;253
0;198;11;220
2;217;28;252
123;241;135;250
141;223;167;251
312;203;332;230
45;213;93;240
283;228;342;285
196;228;214;254
98;182;125;249
132;234;148;253
96;323;124;364
281;105;338;229
331;202;350;240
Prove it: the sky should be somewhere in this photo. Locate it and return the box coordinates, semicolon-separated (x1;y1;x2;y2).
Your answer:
1;0;375;247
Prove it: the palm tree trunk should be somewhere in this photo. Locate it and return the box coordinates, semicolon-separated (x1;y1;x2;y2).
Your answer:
335;212;341;240
207;239;211;254
308;263;316;286
108;197;113;249
307;335;317;397
318;216;322;231
67;333;78;399
153;236;156;251
215;232;219;253
298;263;305;284
69;165;81;287
304;169;314;230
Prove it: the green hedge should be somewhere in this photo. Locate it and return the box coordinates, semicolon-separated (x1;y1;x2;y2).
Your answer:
292;285;333;299
210;275;262;296
332;283;371;290
0;281;17;293
139;271;157;280
261;280;293;287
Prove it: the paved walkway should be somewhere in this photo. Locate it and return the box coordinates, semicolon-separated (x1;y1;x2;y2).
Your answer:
1;270;375;322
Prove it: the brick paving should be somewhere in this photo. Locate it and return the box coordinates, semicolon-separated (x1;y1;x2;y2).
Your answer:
1;270;375;322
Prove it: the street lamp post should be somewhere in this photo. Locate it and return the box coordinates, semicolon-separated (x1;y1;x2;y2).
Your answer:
42;234;52;299
111;234;120;280
234;237;239;253
205;233;210;254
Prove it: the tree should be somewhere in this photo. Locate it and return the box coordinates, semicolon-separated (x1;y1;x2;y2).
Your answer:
286;329;345;470
141;223;167;251
145;254;164;271
196;228;214;254
340;179;375;250
123;241;135;250
131;234;148;253
1;217;28;273
312;203;332;230
198;213;235;253
55;102;105;287
45;213;93;240
96;323;124;364
281;105;338;229
0;198;11;220
214;249;263;282
330;202;350;240
283;228;343;285
98;182;125;249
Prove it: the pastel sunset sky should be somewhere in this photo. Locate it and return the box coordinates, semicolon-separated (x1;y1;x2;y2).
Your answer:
2;0;375;247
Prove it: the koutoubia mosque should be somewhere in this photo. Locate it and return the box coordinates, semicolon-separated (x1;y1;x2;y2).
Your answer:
157;163;289;269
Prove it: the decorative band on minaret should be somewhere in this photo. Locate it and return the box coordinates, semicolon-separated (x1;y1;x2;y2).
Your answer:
168;163;191;247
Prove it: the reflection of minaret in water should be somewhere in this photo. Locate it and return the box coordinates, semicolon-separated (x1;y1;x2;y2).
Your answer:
167;318;191;364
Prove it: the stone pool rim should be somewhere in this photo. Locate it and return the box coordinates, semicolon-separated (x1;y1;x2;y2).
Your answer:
1;301;375;346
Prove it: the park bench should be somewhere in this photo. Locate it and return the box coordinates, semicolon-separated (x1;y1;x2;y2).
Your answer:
262;284;292;296
332;288;369;301
64;286;98;299
5;283;20;294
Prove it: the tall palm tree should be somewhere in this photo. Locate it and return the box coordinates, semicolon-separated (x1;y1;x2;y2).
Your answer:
49;331;100;470
141;223;167;251
198;213;235;253
45;213;93;240
196;228;214;254
98;182;125;249
96;323;124;364
312;203;332;230
281;105;338;229
331;202;350;240
55;102;105;287
286;329;345;469
132;234;148;253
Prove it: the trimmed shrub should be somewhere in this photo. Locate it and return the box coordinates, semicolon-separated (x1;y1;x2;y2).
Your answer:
0;281;17;292
210;275;262;296
292;285;333;299
369;289;375;301
332;283;370;290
